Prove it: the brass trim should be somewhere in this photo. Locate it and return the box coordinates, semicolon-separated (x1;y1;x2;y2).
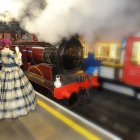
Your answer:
26;73;54;94
101;61;123;68
28;65;44;78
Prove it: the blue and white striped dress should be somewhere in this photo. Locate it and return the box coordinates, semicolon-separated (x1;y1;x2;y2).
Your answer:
0;49;36;119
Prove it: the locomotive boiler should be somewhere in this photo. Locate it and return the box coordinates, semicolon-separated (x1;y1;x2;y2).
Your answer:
12;36;99;105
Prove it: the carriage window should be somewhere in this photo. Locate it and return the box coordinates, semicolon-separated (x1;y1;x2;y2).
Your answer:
95;44;109;60
131;41;140;65
94;43;121;62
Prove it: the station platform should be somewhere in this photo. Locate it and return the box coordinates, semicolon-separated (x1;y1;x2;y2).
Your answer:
0;92;122;140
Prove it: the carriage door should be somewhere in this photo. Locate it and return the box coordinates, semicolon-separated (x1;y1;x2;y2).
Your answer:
123;37;140;87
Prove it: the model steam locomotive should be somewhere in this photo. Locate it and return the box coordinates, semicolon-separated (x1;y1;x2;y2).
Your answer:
9;36;98;105
0;22;99;105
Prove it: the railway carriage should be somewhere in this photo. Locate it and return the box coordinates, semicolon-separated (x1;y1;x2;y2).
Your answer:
91;36;140;99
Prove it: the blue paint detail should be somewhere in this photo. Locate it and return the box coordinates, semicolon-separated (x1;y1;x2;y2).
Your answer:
121;39;127;50
83;53;102;74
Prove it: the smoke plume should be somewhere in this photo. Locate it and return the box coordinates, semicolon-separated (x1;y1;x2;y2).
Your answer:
0;0;140;49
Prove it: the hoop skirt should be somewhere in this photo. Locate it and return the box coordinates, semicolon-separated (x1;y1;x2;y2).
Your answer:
0;49;36;119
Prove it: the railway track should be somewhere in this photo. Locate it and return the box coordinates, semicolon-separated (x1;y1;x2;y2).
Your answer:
71;89;140;140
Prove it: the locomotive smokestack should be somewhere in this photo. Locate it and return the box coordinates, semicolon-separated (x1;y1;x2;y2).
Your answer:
0;0;140;46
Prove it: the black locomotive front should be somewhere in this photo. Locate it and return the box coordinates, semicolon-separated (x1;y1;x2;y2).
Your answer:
43;37;83;73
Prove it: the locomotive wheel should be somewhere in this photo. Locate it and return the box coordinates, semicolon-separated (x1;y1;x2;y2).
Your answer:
68;93;79;107
79;89;92;104
60;93;79;108
85;89;92;103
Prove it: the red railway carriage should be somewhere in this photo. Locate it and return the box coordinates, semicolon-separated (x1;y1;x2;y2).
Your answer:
94;36;140;99
9;36;99;105
123;37;140;87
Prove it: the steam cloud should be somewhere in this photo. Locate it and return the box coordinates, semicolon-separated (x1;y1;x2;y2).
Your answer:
0;0;140;49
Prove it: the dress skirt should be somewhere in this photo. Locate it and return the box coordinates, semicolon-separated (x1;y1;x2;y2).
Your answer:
0;66;36;119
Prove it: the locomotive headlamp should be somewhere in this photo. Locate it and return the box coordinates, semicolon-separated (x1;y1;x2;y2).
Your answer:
54;75;62;88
